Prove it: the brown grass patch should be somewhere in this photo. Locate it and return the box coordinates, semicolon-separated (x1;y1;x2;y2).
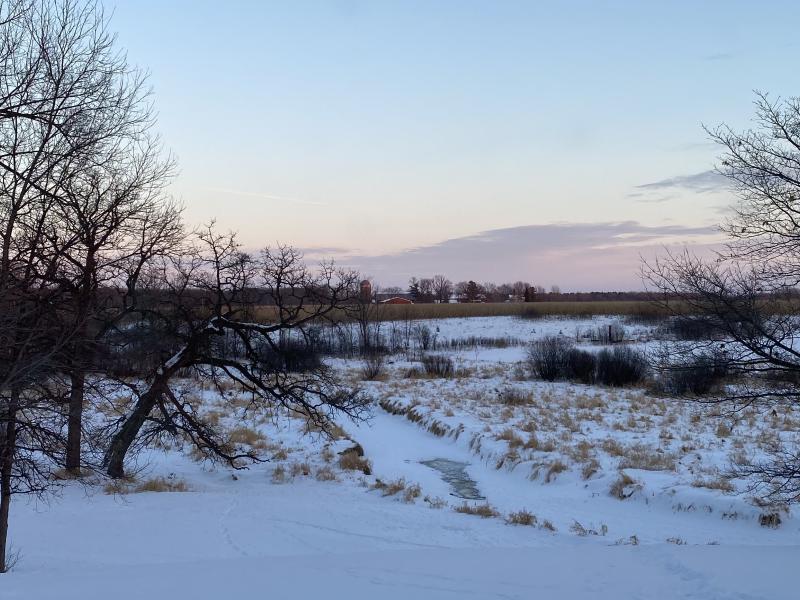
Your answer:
454;502;500;518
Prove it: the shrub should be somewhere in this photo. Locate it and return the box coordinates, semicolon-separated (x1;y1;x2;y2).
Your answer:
360;353;385;380
666;316;719;341
593;322;626;344
526;336;572;381
413;324;434;350
564;348;597;384
421;354;454;378
595;346;648;386
662;351;728;396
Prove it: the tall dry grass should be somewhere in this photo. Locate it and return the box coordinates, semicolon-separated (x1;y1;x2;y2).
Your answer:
251;300;676;323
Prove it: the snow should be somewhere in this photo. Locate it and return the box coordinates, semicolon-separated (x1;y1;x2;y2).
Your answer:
3;315;798;599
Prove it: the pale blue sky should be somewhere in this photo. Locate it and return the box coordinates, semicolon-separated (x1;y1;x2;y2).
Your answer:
110;1;799;289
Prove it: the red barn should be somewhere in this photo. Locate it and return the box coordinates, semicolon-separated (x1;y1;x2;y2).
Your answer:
380;297;413;305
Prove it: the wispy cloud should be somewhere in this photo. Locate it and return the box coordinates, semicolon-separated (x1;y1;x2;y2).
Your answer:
204;187;328;207
341;222;723;291
297;245;353;256
703;52;734;61
636;170;729;194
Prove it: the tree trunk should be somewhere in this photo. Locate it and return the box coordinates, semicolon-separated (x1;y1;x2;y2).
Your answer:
0;392;19;573
65;369;85;473
104;378;165;479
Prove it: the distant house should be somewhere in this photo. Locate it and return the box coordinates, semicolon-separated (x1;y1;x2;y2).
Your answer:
380;296;414;305
374;292;415;304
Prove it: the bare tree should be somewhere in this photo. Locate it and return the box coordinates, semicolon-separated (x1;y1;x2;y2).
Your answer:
0;0;175;569
103;229;367;479
644;92;800;503
432;274;452;303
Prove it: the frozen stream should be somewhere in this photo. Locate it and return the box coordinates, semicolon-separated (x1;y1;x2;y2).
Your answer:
420;458;484;500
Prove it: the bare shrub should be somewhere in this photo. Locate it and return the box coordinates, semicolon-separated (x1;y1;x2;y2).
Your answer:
661;351;729;396
360;353;386;380
526;337;572;381
595;347;648;386
564;348;597;384
421;354;455;378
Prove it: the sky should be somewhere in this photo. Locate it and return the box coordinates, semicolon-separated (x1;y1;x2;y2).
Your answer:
109;0;800;290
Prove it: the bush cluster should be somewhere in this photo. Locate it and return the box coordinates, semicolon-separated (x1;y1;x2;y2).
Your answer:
526;336;647;386
421;354;455;378
661;351;728;395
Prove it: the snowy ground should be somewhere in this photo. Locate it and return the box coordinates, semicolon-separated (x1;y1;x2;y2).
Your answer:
5;316;799;599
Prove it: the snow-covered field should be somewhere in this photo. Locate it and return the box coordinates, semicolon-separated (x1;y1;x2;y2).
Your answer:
5;316;799;599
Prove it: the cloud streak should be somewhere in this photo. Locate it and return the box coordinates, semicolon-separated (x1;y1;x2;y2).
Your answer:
636;170;729;194
204;187;327;207
338;221;722;291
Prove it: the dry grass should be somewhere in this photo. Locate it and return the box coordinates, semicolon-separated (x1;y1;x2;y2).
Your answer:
569;520;608;537
271;464;287;483
692;476;734;493
315;466;337;481
506;509;537;526
424;495;448;509
371;478;408;496
617;444;676;471
496;427;524;449
135;476;190;493
289;462;311;477
403;483;422;503
544;459;568;483
610;472;639;499
105;475;190;495
454;502;500;518
252;300;671;323
540;519;557;531
228;426;270;450
338;452;372;475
